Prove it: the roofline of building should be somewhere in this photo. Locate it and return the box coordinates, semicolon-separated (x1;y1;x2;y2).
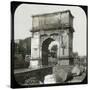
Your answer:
31;10;74;18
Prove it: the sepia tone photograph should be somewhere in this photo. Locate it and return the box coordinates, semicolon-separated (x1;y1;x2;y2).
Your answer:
11;1;88;88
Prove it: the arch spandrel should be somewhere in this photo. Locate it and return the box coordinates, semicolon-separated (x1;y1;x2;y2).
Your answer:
40;33;60;48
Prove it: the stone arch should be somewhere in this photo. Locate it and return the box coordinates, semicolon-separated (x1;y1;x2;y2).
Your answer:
31;10;74;66
42;38;55;66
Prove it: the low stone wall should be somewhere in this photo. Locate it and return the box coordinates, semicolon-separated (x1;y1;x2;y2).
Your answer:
14;66;52;85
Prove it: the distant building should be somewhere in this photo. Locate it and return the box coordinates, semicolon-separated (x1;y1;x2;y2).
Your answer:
14;39;20;44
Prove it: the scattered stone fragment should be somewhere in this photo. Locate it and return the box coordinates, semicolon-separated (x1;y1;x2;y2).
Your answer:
71;65;81;76
44;74;56;84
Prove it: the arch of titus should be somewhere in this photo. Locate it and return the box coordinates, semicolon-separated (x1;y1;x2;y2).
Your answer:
30;10;74;67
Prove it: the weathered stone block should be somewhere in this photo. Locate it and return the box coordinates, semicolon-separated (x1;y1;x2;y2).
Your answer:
44;74;56;84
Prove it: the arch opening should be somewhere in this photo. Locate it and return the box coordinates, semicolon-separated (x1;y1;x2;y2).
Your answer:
42;38;59;66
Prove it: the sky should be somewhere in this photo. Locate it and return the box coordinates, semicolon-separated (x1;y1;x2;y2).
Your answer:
14;4;87;56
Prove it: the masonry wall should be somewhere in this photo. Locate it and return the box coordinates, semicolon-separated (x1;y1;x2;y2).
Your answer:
31;32;40;59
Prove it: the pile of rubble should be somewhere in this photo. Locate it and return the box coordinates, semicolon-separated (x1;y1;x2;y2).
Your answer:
44;64;86;84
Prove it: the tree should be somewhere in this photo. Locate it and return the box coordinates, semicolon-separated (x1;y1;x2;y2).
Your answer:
51;45;58;58
51;45;58;52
